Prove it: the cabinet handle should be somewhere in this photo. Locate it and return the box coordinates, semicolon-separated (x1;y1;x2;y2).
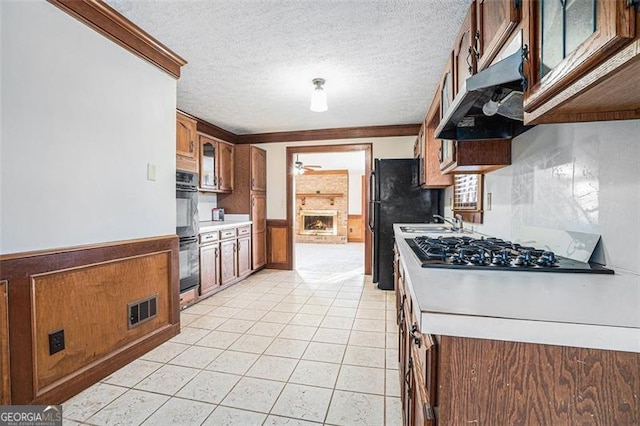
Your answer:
473;29;481;60
405;356;413;397
189;140;194;153
466;45;474;74
410;323;421;348
519;44;529;91
423;403;435;421
213;176;217;186
397;297;405;324
251;177;255;187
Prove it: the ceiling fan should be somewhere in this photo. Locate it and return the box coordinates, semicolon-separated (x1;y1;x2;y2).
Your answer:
294;155;322;172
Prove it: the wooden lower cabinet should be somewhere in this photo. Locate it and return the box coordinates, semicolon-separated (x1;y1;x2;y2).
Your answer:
395;247;640;425
252;230;266;270
199;243;220;297
1;280;10;404
237;235;252;277
220;239;238;286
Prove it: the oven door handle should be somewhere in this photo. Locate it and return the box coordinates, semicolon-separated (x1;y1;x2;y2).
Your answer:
180;236;198;244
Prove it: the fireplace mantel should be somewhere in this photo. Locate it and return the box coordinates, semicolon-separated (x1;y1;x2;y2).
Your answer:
297;193;343;206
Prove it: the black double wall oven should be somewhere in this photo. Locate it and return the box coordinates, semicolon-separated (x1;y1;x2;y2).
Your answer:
176;170;199;293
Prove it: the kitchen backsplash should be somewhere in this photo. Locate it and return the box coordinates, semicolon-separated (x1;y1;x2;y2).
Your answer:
197;192;217;222
446;119;640;275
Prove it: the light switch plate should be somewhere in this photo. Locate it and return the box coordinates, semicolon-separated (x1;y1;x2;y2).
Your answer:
486;193;492;211
147;163;157;181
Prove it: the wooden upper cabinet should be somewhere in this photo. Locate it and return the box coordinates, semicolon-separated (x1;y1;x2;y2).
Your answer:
199;134;217;191
415;126;426;187
250;146;267;192
453;2;477;97
217;141;234;193
424;92;453;188
523;0;637;122
475;0;520;71
176;112;198;173
438;55;457;172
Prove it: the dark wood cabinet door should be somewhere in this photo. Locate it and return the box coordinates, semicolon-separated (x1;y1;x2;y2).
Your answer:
475;0;520;70
199;244;220;295
250;146;267;192
217;141;234;192
252;231;266;270
453;3;477;97
237;236;252;277
220;240;237;286
251;193;267;233
1;281;10;404
176;112;198;172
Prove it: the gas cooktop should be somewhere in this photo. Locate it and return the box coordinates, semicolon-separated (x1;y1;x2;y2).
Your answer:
406;235;614;274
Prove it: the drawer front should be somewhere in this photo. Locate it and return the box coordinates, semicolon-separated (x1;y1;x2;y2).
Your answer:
237;226;251;236
179;287;197;308
200;232;219;244
220;229;236;240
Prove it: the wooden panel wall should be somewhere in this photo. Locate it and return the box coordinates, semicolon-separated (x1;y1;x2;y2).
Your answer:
438;336;640;424
0;281;10;404
266;220;291;270
347;215;364;243
0;235;179;404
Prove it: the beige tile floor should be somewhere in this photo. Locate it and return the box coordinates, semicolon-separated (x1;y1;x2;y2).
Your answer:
62;269;401;425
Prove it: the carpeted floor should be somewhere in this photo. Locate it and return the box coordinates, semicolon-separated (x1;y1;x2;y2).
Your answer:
295;243;365;279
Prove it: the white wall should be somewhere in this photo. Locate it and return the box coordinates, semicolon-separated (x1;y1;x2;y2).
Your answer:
1;1;177;254
256;136;414;219
446;119;640;274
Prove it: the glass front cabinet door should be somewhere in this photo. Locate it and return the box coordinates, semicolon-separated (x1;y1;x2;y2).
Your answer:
524;0;636;113
199;135;217;191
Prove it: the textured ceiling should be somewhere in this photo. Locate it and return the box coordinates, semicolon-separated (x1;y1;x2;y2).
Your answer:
107;0;469;135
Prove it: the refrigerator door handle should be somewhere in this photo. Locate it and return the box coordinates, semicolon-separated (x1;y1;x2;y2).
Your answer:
368;170;377;231
367;200;375;231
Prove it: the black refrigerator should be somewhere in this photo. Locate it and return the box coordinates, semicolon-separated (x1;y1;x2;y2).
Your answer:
368;158;443;290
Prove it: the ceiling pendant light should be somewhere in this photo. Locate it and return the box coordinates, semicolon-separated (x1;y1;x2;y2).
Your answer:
310;78;328;112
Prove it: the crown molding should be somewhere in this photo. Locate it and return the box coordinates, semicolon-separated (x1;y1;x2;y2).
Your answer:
48;0;187;79
235;124;421;144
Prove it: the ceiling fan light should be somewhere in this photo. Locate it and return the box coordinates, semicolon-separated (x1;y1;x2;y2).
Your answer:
310;78;328;112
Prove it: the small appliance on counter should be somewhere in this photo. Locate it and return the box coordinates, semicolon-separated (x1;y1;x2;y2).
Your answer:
212;208;225;221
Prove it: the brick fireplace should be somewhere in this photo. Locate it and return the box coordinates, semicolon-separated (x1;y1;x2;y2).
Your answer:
295;170;348;244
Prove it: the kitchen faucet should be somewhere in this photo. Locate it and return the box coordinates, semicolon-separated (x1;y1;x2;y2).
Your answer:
433;214;464;231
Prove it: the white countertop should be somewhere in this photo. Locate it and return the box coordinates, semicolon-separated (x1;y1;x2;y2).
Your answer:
199;220;252;233
394;224;640;353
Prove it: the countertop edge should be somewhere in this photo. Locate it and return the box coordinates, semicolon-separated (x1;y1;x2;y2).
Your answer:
394;224;640;353
199;220;253;233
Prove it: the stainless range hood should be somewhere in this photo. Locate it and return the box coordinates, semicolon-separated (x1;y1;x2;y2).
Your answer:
435;48;534;140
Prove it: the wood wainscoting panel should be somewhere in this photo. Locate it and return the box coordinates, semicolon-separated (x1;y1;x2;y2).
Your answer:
267;220;291;270
0;235;179;405
347;215;364;243
0;281;10;404
32;252;171;394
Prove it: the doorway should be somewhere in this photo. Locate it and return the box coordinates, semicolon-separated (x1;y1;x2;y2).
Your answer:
286;144;373;276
